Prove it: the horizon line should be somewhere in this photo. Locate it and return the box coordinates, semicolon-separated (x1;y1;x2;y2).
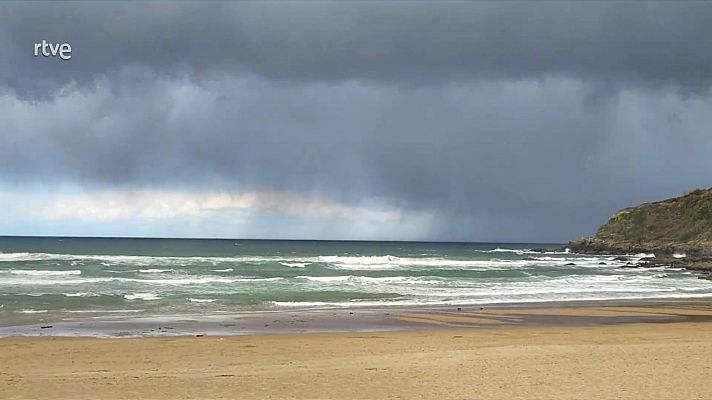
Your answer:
0;234;565;246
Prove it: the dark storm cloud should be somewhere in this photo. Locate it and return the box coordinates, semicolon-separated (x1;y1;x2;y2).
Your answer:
2;2;712;96
4;74;712;241
2;2;712;242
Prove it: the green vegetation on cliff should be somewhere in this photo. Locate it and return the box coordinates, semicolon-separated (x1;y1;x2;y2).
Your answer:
569;189;712;256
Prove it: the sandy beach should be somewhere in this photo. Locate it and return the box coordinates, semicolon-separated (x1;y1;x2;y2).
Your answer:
3;303;712;399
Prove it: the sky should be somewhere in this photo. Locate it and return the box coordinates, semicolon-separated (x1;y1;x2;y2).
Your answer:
1;1;712;242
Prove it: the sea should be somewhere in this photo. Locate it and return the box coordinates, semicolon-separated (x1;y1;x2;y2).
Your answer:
1;236;711;327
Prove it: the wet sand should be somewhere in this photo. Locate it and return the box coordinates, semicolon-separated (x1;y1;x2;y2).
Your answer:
4;299;712;338
3;303;712;399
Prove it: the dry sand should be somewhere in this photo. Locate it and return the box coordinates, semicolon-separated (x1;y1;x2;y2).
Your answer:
2;305;712;399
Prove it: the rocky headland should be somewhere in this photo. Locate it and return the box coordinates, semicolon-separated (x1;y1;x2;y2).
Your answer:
568;188;712;276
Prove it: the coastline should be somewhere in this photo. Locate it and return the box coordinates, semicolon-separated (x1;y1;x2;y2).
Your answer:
3;239;711;398
3;301;712;399
4;240;711;333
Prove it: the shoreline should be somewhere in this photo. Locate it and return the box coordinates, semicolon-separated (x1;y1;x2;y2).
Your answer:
3;298;712;338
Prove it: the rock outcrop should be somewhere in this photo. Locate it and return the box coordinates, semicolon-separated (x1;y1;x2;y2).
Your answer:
569;188;712;257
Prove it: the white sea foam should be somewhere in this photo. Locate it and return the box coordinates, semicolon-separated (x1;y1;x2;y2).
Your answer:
6;269;81;276
0;275;286;286
673;253;687;258
138;269;173;273
187;298;216;303
2;248;711;314
271;301;336;308
271;291;712;309
476;248;571;255
123;276;273;285
64;309;146;314
295;275;441;285
0;253;327;267
315;255;611;270
0;251;596;271
296;275;350;282
0;251;595;269
0;252;35;261
417;286;677;297
318;255;397;264
287;273;712;304
477;248;525;254
530;256;606;262
0;252;288;265
0;277;117;285
279;262;311;268
124;293;161;301
16;309;48;314
234;277;284;282
316;255;494;270
0;251;616;275
626;266;684;272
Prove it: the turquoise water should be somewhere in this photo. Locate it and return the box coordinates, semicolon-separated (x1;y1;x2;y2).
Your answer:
1;237;711;325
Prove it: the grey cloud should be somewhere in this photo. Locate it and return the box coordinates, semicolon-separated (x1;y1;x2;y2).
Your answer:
2;2;712;97
2;2;712;242
4;75;712;241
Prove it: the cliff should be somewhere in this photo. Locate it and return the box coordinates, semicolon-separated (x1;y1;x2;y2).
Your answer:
569;188;712;257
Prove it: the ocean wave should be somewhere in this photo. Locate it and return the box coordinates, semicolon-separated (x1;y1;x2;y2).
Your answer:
294;275;441;284
279;262;311;268
124;293;161;301
126;276;283;285
0;251;536;269
187;298;216;303
234;277;284;282
295;275;350;282
417;286;678;297
0;251;608;272
2;247;711;316
0;275;284;286
622;266;684;272
271;301;337;308
529;256;609;262
138;269;174;273
5;269;82;276
63;292;98;297
271;292;712;309
16;309;48;314
315;255;613;270
290;273;710;301
0;252;35;261
318;255;398;264
0;277;117;285
63;309;146;314
477;248;525;253
0;252;301;265
0;249;658;271
316;255;500;269
476;248;571;255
